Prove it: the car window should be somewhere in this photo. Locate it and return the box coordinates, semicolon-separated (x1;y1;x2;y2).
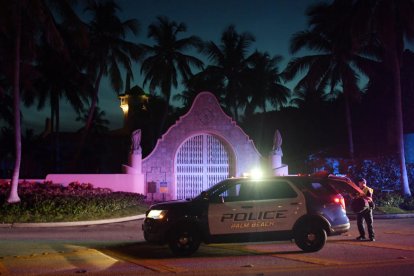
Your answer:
252;180;297;200
211;182;246;202
210;180;297;202
328;179;362;196
300;179;336;196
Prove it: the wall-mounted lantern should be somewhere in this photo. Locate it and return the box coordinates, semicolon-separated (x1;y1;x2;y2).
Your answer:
119;94;129;115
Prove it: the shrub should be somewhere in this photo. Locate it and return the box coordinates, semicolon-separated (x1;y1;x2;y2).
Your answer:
307;154;414;196
374;192;404;208
0;181;147;223
401;197;414;211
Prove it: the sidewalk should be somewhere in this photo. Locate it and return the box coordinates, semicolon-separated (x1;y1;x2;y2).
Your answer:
0;214;146;228
1;213;414;228
347;212;414;220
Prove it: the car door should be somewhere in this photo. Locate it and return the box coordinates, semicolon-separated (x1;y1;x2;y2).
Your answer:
208;181;261;235
207;179;307;235
252;180;307;232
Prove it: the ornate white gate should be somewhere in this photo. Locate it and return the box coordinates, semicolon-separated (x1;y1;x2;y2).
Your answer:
175;134;232;199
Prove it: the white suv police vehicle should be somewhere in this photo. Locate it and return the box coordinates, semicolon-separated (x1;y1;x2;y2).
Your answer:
142;174;350;256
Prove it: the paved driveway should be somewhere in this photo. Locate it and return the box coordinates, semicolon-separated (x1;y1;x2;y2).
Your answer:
1;217;414;275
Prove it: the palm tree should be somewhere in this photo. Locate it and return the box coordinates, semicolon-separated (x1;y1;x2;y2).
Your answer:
30;21;89;135
140;16;204;135
244;51;291;117
76;107;110;134
203;25;255;121
70;0;142;167
82;0;142;132
0;0;82;203
174;72;225;108
30;40;90;172
283;0;377;159
0;1;23;203
353;0;414;196
401;50;414;133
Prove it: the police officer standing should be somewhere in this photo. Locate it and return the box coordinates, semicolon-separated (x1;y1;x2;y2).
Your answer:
356;178;375;241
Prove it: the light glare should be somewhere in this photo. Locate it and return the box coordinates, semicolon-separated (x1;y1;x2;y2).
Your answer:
147;210;167;219
250;168;263;179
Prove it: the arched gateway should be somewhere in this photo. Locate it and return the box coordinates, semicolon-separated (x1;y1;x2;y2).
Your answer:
175;133;235;199
142;91;261;201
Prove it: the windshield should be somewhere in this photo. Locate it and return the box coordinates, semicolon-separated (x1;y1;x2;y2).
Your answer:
194;179;229;200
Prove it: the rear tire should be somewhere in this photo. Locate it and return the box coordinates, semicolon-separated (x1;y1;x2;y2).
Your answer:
294;223;327;252
168;225;200;256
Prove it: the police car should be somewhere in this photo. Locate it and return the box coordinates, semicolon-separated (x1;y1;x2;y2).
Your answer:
142;174;350;256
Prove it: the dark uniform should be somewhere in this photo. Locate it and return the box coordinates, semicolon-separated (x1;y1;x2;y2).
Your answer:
356;185;375;241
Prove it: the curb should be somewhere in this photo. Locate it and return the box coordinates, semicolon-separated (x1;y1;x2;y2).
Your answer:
0;214;146;228
347;213;414;220
2;213;414;229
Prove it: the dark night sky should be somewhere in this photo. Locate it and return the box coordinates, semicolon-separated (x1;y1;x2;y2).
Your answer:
17;0;338;133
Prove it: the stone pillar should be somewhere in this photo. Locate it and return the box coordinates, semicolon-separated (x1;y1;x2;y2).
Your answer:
125;129;142;174
126;152;142;174
271;150;282;170
122;129;145;193
270;149;288;176
270;129;288;176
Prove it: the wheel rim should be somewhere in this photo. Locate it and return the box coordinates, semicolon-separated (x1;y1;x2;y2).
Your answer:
294;225;326;252
169;227;200;255
178;235;190;246
307;233;316;242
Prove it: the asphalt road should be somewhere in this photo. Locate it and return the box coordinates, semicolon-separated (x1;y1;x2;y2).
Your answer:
1;218;414;275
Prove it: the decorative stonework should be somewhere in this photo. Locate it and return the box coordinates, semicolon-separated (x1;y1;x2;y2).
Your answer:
197;107;215;125
142;91;262;200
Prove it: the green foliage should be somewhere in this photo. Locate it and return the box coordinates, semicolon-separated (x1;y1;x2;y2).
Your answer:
0;181;148;223
401;197;414;211
375;192;404;208
307;155;414;196
306;155;414;212
347;156;411;193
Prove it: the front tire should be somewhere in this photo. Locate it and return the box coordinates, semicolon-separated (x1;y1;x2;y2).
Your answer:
168;225;200;256
294;223;327;252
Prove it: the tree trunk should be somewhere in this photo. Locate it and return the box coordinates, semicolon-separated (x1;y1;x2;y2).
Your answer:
72;66;104;169
372;0;412;196
158;85;171;138
85;68;103;132
8;1;22;203
55;93;61;172
391;57;411;196
344;92;354;159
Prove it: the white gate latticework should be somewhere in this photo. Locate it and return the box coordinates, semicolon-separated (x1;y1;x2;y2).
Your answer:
176;134;232;199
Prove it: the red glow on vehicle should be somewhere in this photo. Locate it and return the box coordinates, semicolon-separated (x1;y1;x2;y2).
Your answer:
334;194;346;209
311;171;329;178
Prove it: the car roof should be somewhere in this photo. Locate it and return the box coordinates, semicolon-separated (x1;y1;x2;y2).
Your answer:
227;173;345;182
226;173;363;192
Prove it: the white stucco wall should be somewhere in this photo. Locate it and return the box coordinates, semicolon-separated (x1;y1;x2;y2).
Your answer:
46;173;144;194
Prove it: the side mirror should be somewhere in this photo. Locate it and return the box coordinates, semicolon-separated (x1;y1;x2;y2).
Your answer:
200;191;209;200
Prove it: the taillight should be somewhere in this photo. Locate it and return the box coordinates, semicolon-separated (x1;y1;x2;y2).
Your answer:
333;194;346;209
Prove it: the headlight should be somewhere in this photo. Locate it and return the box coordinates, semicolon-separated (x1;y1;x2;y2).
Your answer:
147;210;168;219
